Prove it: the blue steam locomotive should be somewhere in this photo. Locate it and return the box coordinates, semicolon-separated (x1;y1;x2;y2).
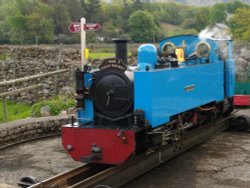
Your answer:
62;35;235;165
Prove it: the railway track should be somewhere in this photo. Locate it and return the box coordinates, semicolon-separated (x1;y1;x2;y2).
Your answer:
24;114;238;188
0;133;61;150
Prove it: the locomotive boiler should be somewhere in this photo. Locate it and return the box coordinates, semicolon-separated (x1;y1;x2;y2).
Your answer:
62;35;235;165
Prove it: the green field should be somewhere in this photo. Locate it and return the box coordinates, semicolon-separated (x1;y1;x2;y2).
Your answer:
89;52;115;59
0;100;31;123
0;96;75;123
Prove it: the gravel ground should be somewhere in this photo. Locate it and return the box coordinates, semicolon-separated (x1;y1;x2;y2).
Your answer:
0;137;80;188
123;131;250;188
123;109;250;188
0;109;249;188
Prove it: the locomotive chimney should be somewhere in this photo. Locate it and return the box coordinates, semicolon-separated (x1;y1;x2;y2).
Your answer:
112;38;129;64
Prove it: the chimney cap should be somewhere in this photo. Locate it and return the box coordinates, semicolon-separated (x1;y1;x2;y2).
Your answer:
112;38;130;43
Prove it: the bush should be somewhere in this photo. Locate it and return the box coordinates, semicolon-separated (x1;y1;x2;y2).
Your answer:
31;96;75;117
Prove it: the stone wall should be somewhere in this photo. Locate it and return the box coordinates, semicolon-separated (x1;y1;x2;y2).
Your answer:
0;45;81;103
234;48;250;81
233;43;250;82
1;43;249;104
0;116;70;149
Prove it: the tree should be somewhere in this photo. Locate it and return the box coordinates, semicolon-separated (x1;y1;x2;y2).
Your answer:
128;10;161;42
159;3;183;25
79;0;87;18
229;7;250;41
181;18;197;29
8;13;27;44
1;0;249;44
225;0;248;13
209;3;227;24
195;7;210;31
64;0;83;22
45;0;70;35
0;1;19;43
86;0;101;22
130;0;144;12
7;0;55;44
26;11;54;43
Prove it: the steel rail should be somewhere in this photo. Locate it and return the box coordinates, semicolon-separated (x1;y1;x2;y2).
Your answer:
28;114;235;188
28;164;112;188
28;164;91;188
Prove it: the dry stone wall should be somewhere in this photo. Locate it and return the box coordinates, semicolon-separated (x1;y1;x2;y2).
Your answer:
235;48;250;81
0;116;70;149
0;45;81;103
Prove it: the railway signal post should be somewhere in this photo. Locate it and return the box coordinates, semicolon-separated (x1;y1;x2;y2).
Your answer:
80;18;86;71
68;18;101;71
